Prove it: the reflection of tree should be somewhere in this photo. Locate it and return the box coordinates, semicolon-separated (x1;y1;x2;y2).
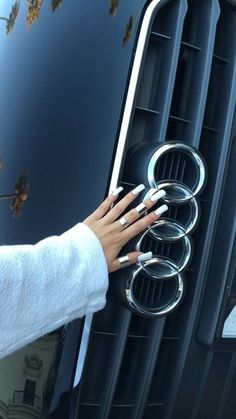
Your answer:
0;161;29;217
0;1;20;34
11;171;29;216
51;0;63;12
26;0;43;28
123;16;133;47
109;0;119;17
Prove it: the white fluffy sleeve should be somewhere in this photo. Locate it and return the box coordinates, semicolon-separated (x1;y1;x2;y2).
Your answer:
0;223;108;359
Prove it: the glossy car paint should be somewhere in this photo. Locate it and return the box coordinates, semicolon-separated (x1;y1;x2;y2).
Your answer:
0;1;148;417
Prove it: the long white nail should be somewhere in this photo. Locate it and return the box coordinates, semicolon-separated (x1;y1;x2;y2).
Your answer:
150;189;166;202
155;204;168;216
112;186;124;196
137;251;153;263
131;184;145;195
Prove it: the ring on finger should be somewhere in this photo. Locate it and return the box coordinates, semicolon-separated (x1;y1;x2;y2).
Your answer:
135;202;148;216
118;216;130;229
118;255;131;268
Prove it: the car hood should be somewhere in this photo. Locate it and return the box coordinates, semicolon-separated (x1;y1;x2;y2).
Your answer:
0;0;147;244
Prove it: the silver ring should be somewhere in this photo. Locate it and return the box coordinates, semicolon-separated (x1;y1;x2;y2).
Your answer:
118;255;131;268
125;260;184;317
135;202;148;215
118;216;129;229
147;142;206;196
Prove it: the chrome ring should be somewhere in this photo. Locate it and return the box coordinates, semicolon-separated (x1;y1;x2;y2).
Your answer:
118;255;131;268
147;142;206;196
148;197;200;239
136;235;192;275
120;142;206;318
135;202;148;215
125;260;184;317
156;181;193;204
118;216;129;229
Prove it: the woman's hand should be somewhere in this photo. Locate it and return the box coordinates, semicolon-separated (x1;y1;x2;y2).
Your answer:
83;184;168;273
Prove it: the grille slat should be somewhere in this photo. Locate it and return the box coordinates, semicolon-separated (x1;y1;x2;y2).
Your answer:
194;353;235;419
168;0;220;146
130;319;166;419
190;352;214;419
77;309;132;419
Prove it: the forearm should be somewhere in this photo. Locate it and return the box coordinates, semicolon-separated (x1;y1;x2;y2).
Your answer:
0;223;108;359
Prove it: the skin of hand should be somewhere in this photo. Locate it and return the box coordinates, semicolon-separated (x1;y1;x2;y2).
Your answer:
83;187;167;273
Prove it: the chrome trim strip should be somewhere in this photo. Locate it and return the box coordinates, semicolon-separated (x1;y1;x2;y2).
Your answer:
109;0;165;193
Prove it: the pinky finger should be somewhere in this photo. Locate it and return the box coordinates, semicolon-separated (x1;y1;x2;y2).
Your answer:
109;251;153;273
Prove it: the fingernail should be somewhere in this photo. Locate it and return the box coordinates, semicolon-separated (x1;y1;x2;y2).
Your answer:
112;186;124;196
144;188;158;201
131;184;145;195
155;204;168;216
137;251;153;263
150;189;166;202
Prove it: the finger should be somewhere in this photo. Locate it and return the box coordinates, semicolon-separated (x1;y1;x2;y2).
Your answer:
104;184;146;223
109;251;153;273
122;204;168;243
90;186;124;220
116;188;167;230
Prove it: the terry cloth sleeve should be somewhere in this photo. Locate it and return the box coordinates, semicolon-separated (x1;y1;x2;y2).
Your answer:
0;222;108;359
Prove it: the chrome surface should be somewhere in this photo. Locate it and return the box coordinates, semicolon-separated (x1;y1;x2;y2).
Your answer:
125;259;184;317
136;229;192;275
147;142;206;195
118;255;131;269
135;202;148;215
118;216;130;229
124;142;206;317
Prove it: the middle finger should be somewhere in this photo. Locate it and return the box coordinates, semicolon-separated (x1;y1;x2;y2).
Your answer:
103;184;146;224
116;188;166;230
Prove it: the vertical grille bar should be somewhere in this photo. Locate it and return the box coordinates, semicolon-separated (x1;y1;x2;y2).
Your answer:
132;319;166;419
110;318;166;419
190;352;214;419
100;311;132;419
130;0;188;148
184;0;220;147
152;0;188;143
195;352;235;419
167;0;220;145
76;308;132;419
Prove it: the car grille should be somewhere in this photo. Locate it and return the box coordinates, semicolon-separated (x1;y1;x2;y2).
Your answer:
75;1;236;418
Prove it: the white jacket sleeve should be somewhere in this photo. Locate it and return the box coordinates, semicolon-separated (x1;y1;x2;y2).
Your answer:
0;223;108;359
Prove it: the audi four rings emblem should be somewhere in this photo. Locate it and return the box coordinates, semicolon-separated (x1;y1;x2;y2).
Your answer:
125;142;207;318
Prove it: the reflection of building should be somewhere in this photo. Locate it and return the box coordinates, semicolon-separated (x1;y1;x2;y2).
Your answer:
0;332;59;419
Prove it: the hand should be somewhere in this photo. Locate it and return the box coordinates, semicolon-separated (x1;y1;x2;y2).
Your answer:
83;185;168;273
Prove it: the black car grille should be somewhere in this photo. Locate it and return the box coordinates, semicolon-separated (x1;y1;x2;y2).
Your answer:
75;1;236;418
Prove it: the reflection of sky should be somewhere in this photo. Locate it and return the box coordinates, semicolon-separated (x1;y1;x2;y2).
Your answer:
0;0;146;245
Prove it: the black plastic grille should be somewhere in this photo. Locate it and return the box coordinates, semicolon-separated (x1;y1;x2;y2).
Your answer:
76;1;236;418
